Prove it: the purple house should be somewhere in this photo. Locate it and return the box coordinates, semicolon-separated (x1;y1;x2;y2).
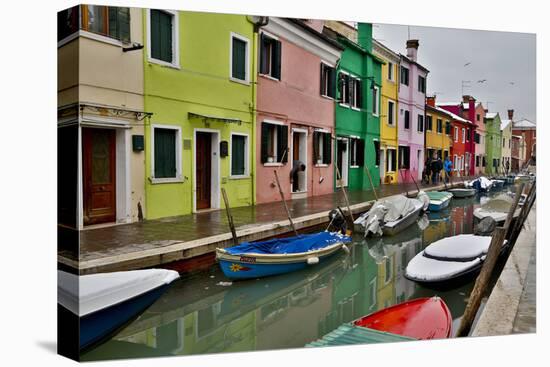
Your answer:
397;40;429;183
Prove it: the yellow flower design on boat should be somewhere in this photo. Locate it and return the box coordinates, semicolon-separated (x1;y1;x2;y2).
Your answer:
229;263;251;272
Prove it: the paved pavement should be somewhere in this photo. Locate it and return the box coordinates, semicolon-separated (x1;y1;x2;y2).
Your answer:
60;179;457;265
512;247;536;333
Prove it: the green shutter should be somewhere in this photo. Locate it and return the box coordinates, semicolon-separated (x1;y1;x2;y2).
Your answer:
356;80;363;108
320;63;326;95
151;10;173;63
313;132;320;163
154;128;176;178
261;123;269;163
357;139;365;166
232;37;247;80
260;34;268;74
231;135;246;175
323;133;332;165
272;40;281;80
278;125;289;163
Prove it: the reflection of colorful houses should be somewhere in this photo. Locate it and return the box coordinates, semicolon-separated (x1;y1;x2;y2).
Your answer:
373;39;400;185
397;40;428;183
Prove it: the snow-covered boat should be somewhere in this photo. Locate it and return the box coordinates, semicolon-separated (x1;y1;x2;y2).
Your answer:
466;176;493;192
405;234;506;287
216;231;351;280
58;269;180;351
354;195;424;237
473;193;520;224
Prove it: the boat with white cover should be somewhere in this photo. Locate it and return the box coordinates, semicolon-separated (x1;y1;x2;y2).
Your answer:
354;195;424;237
473;193;520;224
405;234;506;287
58;269;180;351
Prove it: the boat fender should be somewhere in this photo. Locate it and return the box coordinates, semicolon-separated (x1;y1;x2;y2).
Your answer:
342;244;350;254
307;257;320;265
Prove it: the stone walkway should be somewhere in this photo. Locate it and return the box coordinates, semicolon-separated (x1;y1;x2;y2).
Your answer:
59;179;462;270
512;247;536;333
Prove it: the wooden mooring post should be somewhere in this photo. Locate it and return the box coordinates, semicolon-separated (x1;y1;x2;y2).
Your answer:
273;170;298;236
456;183;525;337
365;166;379;201
221;188;239;247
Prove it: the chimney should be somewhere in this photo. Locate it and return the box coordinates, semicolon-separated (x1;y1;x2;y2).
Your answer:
406;39;419;62
468;96;475;125
462;95;472;103
508;109;514;121
357;23;373;51
426;95;436;107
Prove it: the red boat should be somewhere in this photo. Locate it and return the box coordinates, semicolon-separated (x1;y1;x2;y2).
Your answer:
354;297;452;339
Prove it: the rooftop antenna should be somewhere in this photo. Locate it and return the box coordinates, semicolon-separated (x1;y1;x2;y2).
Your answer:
408;25;411;39
486;101;494;110
461;80;471;96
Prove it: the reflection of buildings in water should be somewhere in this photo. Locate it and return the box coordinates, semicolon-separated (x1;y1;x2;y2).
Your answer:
393;238;422;303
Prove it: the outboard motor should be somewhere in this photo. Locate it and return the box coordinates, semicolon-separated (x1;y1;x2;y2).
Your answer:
328;208;347;234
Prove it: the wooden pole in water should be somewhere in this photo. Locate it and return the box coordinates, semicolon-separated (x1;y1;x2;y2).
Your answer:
399;169;409;197
273;170;298;236
456;183;524;337
335;164;354;223
221;188;239;247
410;174;420;193
364;166;379;200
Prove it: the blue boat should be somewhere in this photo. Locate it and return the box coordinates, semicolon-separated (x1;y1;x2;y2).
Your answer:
425;191;453;211
216;231;352;280
58;269;180;351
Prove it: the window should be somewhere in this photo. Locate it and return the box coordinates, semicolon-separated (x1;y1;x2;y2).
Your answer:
351;78;362;108
374;140;380;166
260;33;281;80
462;128;466;143
418;76;426;93
152;125;181;182
426;115;433;131
320;63;336;98
417;115;424;132
349;138;364;167
58;5;130;42
454;127;458;142
400;66;409;86
404;110;410;129
388;62;394;81
474;132;480;144
230;34;249;82
338;73;350;105
398;146;410;169
477;114;480;121
503;137;506;148
386;149;397;172
482;156;486;167
476;155;480;167
261;122;288;164
231;134;248;177
149;9;178;66
388;101;395;125
453;155;458;171
436;118;443;133
445;121;451;135
372;86;380;116
509;139;511;149
466;128;470;142
313;131;332;165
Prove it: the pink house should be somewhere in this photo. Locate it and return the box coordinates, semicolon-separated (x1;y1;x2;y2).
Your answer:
256;18;343;203
398;40;429;183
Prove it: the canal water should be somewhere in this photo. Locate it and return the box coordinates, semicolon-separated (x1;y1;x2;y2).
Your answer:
82;188;511;361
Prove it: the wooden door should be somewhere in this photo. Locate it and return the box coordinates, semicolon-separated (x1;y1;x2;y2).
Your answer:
83;128;116;225
196;132;212;210
293;132;300;162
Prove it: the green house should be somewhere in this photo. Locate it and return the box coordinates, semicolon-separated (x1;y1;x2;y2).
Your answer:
143;10;256;219
324;22;383;191
484;112;503;175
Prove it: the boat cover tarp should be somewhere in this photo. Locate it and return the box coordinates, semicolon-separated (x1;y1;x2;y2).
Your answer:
224;231;351;255
424;234;491;261
426;191;453;201
58;269;180;317
406;252;483;281
354;195;419;236
467;176;492;190
305;323;413;347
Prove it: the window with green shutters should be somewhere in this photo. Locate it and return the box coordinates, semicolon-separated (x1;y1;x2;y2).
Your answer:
58;5;130;42
313;131;332;165
260;34;281;80
231;134;247;176
231;35;248;82
150;9;174;64
320;63;336;98
261;122;288;164
153;127;179;179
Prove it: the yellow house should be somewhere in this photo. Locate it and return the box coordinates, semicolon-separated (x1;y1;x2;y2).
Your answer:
425;100;453;166
373;40;399;184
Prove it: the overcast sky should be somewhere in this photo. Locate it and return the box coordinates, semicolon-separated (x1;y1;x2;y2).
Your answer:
373;24;536;123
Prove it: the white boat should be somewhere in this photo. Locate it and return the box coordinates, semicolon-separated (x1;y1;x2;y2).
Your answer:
447;187;476;198
58;269;180;350
354;195;424;237
473;193;520;224
405;234;506;286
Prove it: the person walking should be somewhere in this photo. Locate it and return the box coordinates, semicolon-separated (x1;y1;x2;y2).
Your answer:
290;160;306;192
436;156;443;184
444;156;453;183
430;154;439;184
424;156;432;184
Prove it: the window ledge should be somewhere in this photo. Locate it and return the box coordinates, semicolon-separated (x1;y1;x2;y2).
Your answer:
229;77;251;86
149;177;184;184
315;164;329;168
229;175;250;180
339;103;350;108
58;30;129;48
351;107;361;112
263;162;284;167
350;165;360;169
320;94;335;101
148;57;181;70
259;73;280;82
